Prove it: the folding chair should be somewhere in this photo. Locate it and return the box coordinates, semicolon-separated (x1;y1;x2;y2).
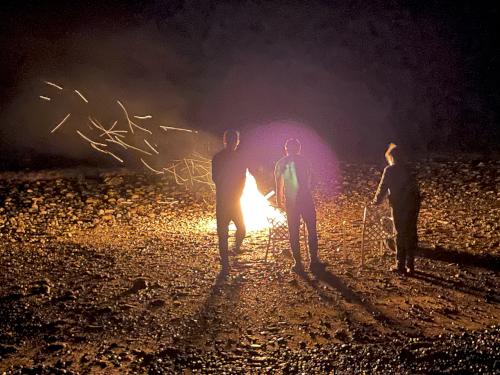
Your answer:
265;216;308;263
360;205;396;267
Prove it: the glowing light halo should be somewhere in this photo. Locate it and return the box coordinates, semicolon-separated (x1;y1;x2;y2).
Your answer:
239;170;286;232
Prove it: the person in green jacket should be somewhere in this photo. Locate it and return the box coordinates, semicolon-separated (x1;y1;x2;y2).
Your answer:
275;138;324;274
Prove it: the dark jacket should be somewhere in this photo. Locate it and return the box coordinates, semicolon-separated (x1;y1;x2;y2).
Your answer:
374;163;420;209
212;149;246;203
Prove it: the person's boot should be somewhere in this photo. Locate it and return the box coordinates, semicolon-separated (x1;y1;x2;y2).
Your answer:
233;235;245;254
220;259;229;274
290;252;305;274
390;261;406;275
290;248;304;274
308;255;325;273
291;262;305;274
220;250;230;274
406;260;415;276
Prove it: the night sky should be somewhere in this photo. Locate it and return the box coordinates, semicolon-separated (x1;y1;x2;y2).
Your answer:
0;0;498;168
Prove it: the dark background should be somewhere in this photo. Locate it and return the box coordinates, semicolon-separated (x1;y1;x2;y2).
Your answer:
0;0;498;169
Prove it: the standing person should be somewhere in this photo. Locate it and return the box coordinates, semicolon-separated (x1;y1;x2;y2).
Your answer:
212;130;247;273
372;143;421;275
275;138;324;273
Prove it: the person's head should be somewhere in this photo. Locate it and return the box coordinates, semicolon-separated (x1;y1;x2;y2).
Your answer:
285;138;301;155
385;142;402;165
223;129;240;151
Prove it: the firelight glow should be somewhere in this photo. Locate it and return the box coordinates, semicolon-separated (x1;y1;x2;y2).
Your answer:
240;170;286;231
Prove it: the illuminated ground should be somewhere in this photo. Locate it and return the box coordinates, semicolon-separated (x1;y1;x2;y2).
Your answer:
0;159;499;373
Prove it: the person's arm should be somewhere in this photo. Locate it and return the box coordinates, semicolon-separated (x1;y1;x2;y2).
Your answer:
274;162;285;208
211;154;219;185
373;166;390;205
307;158;314;191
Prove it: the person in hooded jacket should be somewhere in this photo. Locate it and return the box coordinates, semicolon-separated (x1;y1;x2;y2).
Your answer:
373;143;421;275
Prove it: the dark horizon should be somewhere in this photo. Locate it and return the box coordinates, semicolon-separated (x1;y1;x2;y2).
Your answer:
1;0;499;170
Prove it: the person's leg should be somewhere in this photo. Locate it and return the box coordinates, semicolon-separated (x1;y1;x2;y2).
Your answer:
216;204;231;270
286;204;302;269
392;207;406;272
301;197;319;264
232;203;246;252
405;203;420;273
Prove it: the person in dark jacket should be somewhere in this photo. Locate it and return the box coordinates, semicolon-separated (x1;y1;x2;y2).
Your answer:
372;143;421;275
275;138;324;273
212;129;247;273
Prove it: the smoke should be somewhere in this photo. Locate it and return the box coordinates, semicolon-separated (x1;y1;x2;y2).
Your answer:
0;22;205;168
2;1;495;170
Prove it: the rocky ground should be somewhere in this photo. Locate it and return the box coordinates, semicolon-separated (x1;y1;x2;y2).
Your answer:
0;158;499;374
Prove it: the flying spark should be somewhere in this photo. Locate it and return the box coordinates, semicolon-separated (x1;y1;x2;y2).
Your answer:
44;81;63;90
144;139;159;154
50;113;71;133
76;130;107;147
42;81;213;186
117;100;152;135
140;158;164;174
74;90;88;103
90;143;124;163
160;125;198;133
114;137;152;156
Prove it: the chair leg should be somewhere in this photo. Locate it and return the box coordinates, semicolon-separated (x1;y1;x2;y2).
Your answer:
265;227;272;263
360;207;367;268
302;222;308;255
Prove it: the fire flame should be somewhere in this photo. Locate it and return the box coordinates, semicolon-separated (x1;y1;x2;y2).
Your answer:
240;170;286;231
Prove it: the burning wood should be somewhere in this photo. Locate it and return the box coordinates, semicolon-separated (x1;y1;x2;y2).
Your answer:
239;171;285;231
163;155;214;191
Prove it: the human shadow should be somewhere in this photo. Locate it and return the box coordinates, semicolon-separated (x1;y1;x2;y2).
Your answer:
411;270;500;303
315;269;394;323
297;267;396;327
178;269;244;346
416;246;500;272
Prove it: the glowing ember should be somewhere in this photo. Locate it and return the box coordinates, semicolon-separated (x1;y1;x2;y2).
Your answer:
240;170;286;231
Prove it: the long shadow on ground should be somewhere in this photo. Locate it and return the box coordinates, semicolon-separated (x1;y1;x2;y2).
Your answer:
411;271;500;303
298;267;421;338
179;270;244;346
416;246;500;271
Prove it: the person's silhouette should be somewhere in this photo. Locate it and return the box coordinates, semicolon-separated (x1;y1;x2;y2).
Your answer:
373;143;421;275
274;138;324;273
212;130;247;273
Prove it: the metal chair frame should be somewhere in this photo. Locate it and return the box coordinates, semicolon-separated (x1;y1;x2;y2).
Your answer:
360;205;396;266
265;216;308;263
